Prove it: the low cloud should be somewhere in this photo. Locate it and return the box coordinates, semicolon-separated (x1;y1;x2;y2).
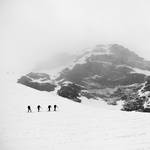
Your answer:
1;0;150;73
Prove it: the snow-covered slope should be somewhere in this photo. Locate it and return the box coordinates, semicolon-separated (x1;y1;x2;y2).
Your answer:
132;68;150;76
1;73;150;150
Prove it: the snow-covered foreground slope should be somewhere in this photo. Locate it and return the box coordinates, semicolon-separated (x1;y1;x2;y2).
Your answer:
1;73;150;150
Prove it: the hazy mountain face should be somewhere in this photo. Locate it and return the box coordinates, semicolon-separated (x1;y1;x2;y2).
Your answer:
18;44;150;103
33;52;75;72
57;44;150;88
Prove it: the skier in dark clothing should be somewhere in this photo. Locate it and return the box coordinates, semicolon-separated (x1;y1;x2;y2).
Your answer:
48;105;51;112
27;105;32;113
54;105;58;111
37;105;41;112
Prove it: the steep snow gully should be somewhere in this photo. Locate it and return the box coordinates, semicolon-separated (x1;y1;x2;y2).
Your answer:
1;73;150;150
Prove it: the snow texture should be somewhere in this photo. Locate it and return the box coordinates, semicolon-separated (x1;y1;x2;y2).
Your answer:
1;72;150;150
132;68;150;76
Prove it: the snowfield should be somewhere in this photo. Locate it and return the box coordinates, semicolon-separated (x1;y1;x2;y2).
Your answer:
1;73;150;150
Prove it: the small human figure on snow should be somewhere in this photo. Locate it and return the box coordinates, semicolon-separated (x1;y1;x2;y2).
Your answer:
48;105;51;112
54;105;58;111
37;105;41;112
27;105;32;113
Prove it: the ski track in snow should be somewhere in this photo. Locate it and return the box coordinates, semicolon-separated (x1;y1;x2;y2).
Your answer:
1;74;150;150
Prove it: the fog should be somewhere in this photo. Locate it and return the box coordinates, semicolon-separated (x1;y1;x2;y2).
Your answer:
1;0;150;73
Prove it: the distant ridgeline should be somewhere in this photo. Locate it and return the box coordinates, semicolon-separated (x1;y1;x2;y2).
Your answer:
18;44;150;111
17;72;56;92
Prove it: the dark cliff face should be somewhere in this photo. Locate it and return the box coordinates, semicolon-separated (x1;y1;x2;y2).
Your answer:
17;72;56;92
57;83;82;103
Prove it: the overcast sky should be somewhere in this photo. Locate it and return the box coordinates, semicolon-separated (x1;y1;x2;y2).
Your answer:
1;0;150;73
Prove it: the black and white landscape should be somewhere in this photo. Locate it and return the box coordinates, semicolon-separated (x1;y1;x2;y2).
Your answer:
1;0;150;150
18;44;150;110
0;44;150;150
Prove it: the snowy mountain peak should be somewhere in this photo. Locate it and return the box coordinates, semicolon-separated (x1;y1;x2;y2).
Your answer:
66;44;144;71
57;44;150;89
66;44;113;70
18;44;150;104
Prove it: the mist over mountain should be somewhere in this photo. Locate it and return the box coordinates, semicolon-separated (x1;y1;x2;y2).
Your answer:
1;0;150;75
33;52;75;72
18;44;150;106
57;44;150;87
